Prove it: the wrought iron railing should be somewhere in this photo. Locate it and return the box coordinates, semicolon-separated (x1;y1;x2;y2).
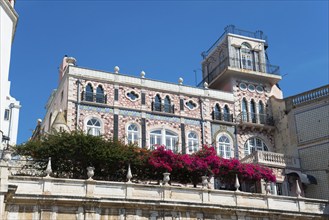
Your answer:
198;57;280;87
229;57;280;75
81;91;107;104
212;112;233;122
202;25;268;58
238;112;274;126
151;102;175;114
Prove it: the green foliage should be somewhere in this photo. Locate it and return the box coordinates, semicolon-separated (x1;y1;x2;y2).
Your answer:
16;131;145;181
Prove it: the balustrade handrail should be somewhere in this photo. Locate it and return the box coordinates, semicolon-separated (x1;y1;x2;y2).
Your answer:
241;151;300;169
237;112;274;126
290;84;329;106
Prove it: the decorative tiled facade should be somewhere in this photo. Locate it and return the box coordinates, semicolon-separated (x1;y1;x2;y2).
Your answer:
33;26;328;200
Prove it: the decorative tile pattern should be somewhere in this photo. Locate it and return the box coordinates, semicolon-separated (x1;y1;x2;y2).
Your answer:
79;105;114;113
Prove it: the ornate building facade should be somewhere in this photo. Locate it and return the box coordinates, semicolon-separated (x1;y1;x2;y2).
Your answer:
32;25;329;200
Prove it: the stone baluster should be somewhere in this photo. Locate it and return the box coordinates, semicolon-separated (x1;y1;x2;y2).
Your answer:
45;157;52;178
234;174;240;192
126;164;132;183
296;180;302;198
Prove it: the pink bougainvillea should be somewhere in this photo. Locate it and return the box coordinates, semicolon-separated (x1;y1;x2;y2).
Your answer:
147;145;276;186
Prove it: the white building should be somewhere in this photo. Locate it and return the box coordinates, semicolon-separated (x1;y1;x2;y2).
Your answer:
0;0;20;146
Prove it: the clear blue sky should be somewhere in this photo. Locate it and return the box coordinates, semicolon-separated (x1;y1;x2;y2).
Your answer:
9;1;328;144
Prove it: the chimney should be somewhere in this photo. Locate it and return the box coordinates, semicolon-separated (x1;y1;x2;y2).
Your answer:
58;55;76;83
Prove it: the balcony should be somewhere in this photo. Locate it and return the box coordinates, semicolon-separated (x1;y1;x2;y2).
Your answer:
151;102;175;114
212;112;234;123
237;112;274;129
198;57;280;87
241;151;301;169
202;25;268;58
81;91;107;104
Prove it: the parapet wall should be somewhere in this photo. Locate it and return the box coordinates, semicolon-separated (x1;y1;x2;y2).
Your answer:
1;170;328;220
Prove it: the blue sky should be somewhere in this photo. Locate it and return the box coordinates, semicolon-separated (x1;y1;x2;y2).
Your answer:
9;1;328;144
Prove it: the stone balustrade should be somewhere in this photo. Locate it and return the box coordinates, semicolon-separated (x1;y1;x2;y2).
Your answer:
241;151;301;169
285;84;329;111
5;175;328;218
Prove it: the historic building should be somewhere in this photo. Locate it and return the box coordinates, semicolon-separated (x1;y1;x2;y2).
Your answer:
28;25;328;201
0;22;327;219
0;0;20;146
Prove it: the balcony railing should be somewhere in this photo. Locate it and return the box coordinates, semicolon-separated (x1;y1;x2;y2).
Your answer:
229;57;280;75
237;112;274;126
241;151;301;169
151;102;175;114
213;112;234;122
198;57;280;87
202;25;268;58
81;91;107;104
287;84;329;108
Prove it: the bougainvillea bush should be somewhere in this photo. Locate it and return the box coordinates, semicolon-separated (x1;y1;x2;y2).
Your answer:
16;132;275;188
147;145;276;187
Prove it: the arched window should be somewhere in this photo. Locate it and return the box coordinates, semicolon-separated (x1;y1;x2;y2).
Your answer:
241;42;253;70
258;101;265;124
223;105;231;122
96;85;105;103
154;94;161;111
218;135;232;158
187;132;199;154
244;137;268;156
86;118;101;136
241;98;248;122
165;130;178;151
164;96;171;113
150;129;178;152
214;104;221;120
85;84;94;102
127;124;139;145
250;99;256;123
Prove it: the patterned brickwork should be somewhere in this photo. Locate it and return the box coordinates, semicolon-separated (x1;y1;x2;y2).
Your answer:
295;104;329;144
299;142;329;200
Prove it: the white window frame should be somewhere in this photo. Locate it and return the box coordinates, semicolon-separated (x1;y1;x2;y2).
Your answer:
126;123;140;146
86;117;102;136
244;137;269;156
187;131;199;154
150;128;179;152
217;134;233;158
125;90;140;102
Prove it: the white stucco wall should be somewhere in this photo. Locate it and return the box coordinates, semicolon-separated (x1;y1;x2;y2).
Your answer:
0;0;20;146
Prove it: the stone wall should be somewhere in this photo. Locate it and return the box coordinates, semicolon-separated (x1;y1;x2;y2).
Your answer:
1;171;328;220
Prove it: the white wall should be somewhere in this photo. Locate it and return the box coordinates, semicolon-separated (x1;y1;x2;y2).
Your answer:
0;0;20;146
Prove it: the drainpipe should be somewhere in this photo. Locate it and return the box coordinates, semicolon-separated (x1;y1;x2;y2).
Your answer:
76;79;82;130
199;97;205;146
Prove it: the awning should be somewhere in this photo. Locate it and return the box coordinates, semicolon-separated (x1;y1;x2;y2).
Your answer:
285;169;317;185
